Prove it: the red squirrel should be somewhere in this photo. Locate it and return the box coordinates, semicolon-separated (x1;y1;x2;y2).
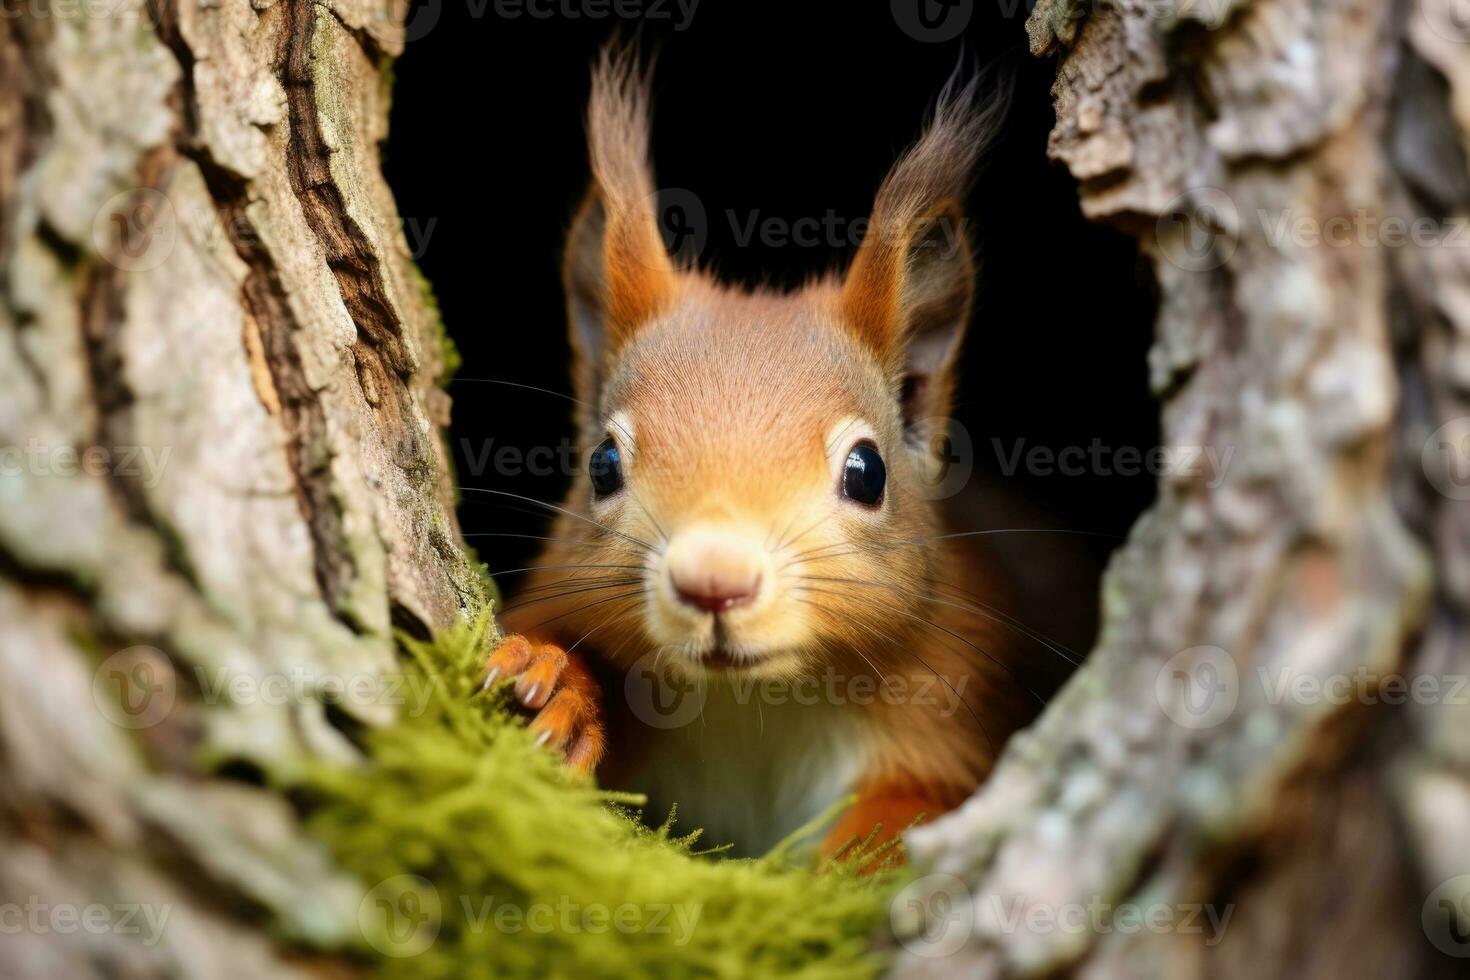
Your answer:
484;49;1031;861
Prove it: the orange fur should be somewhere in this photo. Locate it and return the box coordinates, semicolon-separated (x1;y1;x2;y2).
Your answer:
488;634;605;775
823;781;967;872
490;49;1027;861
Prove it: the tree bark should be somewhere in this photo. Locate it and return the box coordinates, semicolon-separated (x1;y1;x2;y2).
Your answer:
0;1;481;975
892;0;1470;976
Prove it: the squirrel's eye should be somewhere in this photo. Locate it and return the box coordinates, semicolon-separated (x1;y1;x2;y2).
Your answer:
842;442;886;506
589;437;624;497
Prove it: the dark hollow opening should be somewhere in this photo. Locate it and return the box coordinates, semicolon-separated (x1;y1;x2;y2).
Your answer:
386;0;1159;692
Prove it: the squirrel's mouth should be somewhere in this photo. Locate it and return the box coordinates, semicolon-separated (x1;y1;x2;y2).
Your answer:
695;620;770;672
686;644;803;680
697;648;740;671
645;598;809;677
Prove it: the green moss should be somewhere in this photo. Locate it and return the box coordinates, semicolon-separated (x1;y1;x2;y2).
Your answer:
299;615;895;978
407;260;489;598
461;541;497;607
410;261;460;389
379;55;397;117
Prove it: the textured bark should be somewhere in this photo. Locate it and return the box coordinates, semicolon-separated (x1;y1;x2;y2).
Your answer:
0;2;480;976
892;0;1470;976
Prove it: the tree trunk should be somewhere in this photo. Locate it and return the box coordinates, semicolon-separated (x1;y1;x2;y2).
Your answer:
892;0;1470;975
0;1;481;975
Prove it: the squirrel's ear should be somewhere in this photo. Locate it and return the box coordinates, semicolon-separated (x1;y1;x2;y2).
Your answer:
843;199;973;428
840;69;1005;428
564;47;675;403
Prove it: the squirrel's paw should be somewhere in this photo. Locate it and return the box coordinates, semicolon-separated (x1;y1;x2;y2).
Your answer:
482;634;605;774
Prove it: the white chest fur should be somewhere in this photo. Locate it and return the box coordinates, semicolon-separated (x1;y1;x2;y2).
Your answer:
606;676;873;857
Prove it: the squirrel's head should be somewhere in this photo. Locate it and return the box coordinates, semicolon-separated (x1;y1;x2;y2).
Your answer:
545;49;1004;680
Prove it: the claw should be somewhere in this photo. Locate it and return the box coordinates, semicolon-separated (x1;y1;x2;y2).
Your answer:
479;633;605;772
480;634;533;697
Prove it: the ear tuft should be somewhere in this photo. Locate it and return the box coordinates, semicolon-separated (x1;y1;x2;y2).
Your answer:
841;65;1011;426
564;45;677;405
587;45;657;226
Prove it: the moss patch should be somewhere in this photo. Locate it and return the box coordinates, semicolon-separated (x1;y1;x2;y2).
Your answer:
300;615;895;977
410;260;460;389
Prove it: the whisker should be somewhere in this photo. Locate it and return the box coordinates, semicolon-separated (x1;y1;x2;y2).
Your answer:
928;579;1085;666
791;596;993;754
499;579;646;614
461;531;650;560
566;600;644;654
774;511;829;555
453;377;635;443
459;487;659;554
509;575;646;598
838;625;894;688
924;528;1122;543
783;526;1122;568
523;589;650;633
790;583;1048;707
628;491;670;548
908;645;994;755
463;495;595;531
766;511;800;553
598;617;655;672
487;562;645;578
797;574;1083;668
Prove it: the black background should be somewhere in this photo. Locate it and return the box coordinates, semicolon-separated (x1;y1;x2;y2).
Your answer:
385;0;1159;637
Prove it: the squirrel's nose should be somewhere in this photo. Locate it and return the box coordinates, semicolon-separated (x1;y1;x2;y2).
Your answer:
665;526;765;614
673;575;762;613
